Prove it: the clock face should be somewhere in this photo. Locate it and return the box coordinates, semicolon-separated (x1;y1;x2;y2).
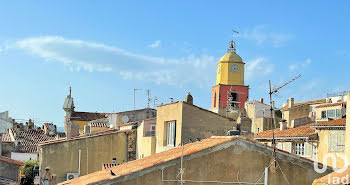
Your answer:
231;65;238;72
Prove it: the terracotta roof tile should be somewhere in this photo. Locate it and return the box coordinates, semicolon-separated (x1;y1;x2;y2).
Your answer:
0;155;24;166
1;133;11;142
315;101;346;108
71;111;109;121
281;99;326;110
311;118;346;128
12;129;56;153
59;136;236;185
254;123;316;139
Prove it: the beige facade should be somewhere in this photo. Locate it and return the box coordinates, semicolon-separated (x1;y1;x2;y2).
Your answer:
156;101;235;153
136;119;156;159
38;130;136;184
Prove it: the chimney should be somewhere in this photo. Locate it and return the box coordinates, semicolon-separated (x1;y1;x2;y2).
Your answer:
260;98;264;104
280;121;287;131
288;98;294;108
44;124;50;135
185;92;193;105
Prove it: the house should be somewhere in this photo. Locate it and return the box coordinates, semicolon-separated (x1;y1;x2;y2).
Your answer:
281;98;326;128
156;99;235;153
311;118;346;169
38;129;136;184
312;102;346;123
58;136;331;185
254;122;318;160
243;99;280;133
136;118;156;159
0;111;14;133
88;118;110;133
0;155;24;184
1;132;14;157
9;127;56;161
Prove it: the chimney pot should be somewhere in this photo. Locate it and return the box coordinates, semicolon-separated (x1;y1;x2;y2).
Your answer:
260;98;264;104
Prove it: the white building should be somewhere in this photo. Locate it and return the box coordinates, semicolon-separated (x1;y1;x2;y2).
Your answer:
0;111;13;133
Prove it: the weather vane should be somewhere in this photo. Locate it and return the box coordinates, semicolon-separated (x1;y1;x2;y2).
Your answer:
228;30;239;53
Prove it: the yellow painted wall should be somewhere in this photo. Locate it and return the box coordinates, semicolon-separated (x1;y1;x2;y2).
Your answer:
39;132;130;184
71;120;89;130
317;130;346;169
137;121;156;159
156;102;183;153
282;104;310;127
216;61;244;85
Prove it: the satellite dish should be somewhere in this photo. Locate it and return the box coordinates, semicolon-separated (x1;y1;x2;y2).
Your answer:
49;131;54;136
122;115;129;123
49;125;55;130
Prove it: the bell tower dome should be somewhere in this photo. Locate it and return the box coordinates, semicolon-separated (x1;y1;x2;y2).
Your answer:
216;40;245;86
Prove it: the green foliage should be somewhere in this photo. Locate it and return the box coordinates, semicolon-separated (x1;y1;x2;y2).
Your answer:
20;160;38;177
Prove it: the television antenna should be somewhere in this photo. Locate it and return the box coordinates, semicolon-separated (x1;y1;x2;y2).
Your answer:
133;88;142;110
269;74;301;164
146;90;151;108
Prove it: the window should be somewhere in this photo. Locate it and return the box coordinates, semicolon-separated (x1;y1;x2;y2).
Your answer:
166;121;176;146
336;109;342;118
213;93;217;108
277;143;283;150
329;132;345;152
321;111;326;118
228;91;239;108
327;109;336;118
295;143;305;156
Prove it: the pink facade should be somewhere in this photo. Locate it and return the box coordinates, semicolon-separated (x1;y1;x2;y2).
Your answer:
211;84;249;109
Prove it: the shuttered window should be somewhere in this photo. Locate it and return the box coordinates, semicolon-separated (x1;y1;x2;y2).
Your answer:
329;132;345;152
285;142;292;153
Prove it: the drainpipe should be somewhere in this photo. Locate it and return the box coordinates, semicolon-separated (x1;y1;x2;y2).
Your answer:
78;150;81;176
264;167;268;185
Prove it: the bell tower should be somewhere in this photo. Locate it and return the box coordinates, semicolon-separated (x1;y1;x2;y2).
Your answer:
211;39;249;114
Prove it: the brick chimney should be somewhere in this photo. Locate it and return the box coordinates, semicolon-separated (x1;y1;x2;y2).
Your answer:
288;98;294;108
260;98;264;104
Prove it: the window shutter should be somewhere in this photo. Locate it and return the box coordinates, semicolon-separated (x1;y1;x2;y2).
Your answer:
305;142;312;157
285;142;292;153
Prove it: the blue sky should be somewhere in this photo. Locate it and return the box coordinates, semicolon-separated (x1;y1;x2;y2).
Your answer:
0;1;349;127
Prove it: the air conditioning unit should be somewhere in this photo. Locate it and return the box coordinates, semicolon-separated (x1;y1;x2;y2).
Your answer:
66;173;79;181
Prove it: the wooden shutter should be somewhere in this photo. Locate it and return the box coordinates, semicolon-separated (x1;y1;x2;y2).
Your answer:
305;142;312;157
285;142;292;153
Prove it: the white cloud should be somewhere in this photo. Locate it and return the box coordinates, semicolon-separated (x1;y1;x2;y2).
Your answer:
241;25;294;48
148;40;161;48
245;57;274;82
289;58;311;71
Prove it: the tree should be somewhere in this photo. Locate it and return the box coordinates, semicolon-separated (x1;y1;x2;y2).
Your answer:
20;160;38;185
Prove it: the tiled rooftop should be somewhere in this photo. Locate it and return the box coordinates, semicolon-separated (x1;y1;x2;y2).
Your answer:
11;129;56;153
254;123;317;139
39;129;133;146
0;155;24;166
71;111;109;121
315;101;346;108
1;132;11;142
59;136;236;185
281;99;326;110
311;118;346;128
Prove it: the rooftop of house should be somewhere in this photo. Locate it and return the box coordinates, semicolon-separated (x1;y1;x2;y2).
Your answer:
313;166;350;185
1;132;11;142
59;136;318;185
280;98;326;110
0;155;24;166
0;177;20;185
89;118;109;128
315;101;346;108
71;111;109;121
254;123;317;139
38;129;134;147
157;101;235;121
11;129;56;153
311;118;346;129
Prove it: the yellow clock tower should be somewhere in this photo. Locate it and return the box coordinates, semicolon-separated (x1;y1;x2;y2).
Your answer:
216;40;245;85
